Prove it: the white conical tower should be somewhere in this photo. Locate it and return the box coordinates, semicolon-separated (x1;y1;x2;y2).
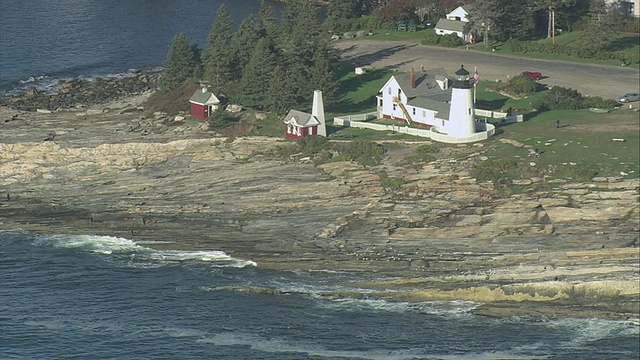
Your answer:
312;90;326;137
446;64;475;138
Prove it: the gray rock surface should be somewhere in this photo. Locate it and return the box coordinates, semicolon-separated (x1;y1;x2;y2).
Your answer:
0;104;638;319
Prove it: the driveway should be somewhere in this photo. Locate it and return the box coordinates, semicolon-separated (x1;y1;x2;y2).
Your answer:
334;40;639;101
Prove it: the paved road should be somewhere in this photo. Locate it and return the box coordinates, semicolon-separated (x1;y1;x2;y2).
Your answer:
335;40;640;101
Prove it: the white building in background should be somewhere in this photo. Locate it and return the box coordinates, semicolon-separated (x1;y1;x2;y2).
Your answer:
434;5;474;43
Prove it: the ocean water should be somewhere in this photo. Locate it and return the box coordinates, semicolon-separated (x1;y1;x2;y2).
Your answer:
0;0;284;94
1;230;638;359
1;1;640;358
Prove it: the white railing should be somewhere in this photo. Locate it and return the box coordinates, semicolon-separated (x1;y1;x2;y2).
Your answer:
333;114;495;143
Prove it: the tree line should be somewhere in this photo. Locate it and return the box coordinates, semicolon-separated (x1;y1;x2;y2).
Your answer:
157;0;339;115
158;0;637;113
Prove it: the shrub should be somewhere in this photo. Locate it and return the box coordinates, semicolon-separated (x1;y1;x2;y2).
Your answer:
470;159;519;182
486;75;537;99
297;135;329;157
208;110;238;131
337;139;386;166
421;32;441;45
439;33;463;47
416;144;440;154
378;171;406;190
505;75;537;98
533;86;617;111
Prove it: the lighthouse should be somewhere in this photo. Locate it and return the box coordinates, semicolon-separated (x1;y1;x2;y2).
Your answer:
445;64;476;138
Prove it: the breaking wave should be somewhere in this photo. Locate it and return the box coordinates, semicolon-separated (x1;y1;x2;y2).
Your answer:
31;233;256;268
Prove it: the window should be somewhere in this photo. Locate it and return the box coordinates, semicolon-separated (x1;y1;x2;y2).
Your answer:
422;110;426;117
412;108;416;115
442;120;445;126
393;104;397;111
468;108;471;115
379;99;383;107
388;88;391;95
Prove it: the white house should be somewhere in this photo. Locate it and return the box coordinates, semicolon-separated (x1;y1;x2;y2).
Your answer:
434;5;474;43
377;65;482;140
377;67;451;128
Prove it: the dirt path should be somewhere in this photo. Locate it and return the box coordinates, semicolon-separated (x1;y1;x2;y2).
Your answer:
334;39;639;101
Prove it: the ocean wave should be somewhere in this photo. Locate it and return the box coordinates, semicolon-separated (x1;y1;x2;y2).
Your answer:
316;297;480;318
31;233;255;268
547;317;640;347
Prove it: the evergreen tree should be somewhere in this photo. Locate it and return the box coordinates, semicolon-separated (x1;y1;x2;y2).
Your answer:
230;14;262;80
157;33;200;94
267;65;300;114
469;0;505;47
532;0;575;40
190;39;203;79
202;4;233;94
327;0;361;20
258;0;276;35
234;38;277;110
583;0;614;51
309;50;339;106
493;1;534;41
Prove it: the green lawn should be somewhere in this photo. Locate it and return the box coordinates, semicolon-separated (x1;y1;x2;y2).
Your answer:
327;68;396;117
485;108;640;179
469;31;640;68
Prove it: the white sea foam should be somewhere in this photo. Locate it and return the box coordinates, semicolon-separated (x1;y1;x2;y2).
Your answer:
196;332;545;360
316;297;479;318
548;317;640;347
33;233;256;268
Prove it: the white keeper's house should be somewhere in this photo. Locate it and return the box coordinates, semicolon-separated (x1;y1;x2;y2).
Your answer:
434;5;474;43
377;65;492;141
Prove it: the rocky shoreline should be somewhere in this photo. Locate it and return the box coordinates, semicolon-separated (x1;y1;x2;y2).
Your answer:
0;88;638;321
0;71;157;112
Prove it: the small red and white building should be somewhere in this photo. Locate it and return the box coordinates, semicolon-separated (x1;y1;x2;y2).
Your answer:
284;110;321;140
189;87;220;121
284;90;327;140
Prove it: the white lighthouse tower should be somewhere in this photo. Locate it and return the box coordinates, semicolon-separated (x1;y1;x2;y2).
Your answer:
444;64;476;138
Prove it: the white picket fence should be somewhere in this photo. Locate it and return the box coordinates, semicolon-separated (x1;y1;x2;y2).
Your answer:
333;112;496;143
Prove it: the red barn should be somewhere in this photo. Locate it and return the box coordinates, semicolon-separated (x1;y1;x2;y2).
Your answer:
189;87;220;121
284;110;321;140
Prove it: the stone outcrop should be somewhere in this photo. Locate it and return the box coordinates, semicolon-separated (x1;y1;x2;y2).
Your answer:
1;72;157;111
0;105;638;320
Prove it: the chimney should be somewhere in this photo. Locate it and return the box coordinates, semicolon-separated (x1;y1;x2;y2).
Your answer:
410;67;415;89
312;90;326;137
201;86;207;93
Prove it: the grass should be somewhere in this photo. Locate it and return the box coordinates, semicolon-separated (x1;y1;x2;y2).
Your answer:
474;81;549;113
469;31;640;68
484;108;640;179
327;68;395;116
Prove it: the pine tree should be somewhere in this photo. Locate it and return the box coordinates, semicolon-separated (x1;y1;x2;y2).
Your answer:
258;0;276;35
202;4;233;94
230;14;262;80
267;65;300;114
309;50;339;107
234;38;276;110
583;0;613;51
157;33;200;94
469;0;505;48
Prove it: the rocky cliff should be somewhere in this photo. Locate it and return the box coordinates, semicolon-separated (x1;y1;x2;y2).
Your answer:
0;105;638;319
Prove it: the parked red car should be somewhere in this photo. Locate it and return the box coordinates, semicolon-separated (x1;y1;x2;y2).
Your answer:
521;71;543;80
